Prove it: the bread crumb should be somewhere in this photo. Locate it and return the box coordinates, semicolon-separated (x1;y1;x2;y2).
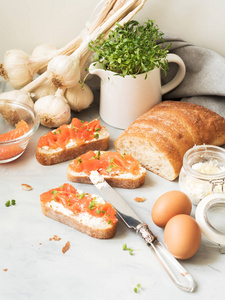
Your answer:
3;269;8;272
49;235;61;241
21;184;32;191
134;197;146;202
62;241;70;254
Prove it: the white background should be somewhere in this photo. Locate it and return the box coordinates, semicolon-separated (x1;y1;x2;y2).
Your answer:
1;0;225;66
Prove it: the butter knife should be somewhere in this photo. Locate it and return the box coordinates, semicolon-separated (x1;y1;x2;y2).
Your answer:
90;171;196;293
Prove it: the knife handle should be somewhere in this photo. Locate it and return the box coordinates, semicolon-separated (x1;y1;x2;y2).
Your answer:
136;224;196;292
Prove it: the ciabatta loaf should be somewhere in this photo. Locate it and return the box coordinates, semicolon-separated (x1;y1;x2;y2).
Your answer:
114;101;225;181
40;183;117;239
36;118;109;165
67;150;146;189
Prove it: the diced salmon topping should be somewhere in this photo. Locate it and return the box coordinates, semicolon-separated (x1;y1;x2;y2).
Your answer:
40;183;118;224
37;118;102;149
69;151;141;176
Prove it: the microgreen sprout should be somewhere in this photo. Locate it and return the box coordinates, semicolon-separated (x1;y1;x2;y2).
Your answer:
5;199;16;207
122;243;135;255
134;284;142;293
89;20;171;77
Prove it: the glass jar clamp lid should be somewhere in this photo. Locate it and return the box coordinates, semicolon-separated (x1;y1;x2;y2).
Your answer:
179;145;225;253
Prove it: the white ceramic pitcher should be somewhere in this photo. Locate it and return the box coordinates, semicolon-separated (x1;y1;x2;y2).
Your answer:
89;53;186;129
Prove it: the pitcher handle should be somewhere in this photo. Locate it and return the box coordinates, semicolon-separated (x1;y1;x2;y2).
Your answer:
161;53;186;95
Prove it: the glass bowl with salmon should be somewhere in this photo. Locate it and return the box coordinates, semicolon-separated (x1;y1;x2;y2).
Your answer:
0;99;40;163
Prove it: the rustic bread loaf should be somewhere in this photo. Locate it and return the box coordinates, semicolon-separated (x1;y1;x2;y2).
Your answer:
114;101;225;181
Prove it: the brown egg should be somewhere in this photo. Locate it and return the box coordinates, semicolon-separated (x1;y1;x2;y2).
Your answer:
151;190;192;228
164;214;201;260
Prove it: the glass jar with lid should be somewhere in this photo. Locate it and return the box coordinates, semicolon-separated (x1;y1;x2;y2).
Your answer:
179;145;225;206
179;145;225;253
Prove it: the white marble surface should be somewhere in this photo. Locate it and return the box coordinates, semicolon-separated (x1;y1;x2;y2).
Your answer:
0;85;225;300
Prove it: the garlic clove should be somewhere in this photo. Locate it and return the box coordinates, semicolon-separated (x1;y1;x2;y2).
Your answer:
47;55;80;89
0;90;34;108
34;88;71;128
65;83;93;112
31;44;58;74
32;80;57;101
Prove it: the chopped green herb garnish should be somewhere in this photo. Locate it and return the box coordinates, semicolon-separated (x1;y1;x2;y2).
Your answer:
81;120;85;123
94;133;99;139
95;128;100;132
53;131;57;135
134;284;142;293
58;130;61;134
122;243;127;250
102;210;105;213
90;156;96;160
89;200;96;210
79;193;85;199
97;150;100;160
109;158;114;163
96;209;101;214
108;220;112;224
78;157;82;164
5;200;11;207
52;190;58;201
106;165;114;173
5;199;16;207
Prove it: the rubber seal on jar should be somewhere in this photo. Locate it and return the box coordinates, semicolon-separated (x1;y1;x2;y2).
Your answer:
195;193;225;254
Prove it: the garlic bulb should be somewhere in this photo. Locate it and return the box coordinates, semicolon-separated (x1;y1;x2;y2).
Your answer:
34;88;71;128
32;44;58;74
47;55;80;89
0;90;34;108
0;49;51;89
65;83;93;112
32;80;57;101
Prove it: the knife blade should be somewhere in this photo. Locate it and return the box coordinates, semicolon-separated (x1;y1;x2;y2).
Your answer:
90;171;196;293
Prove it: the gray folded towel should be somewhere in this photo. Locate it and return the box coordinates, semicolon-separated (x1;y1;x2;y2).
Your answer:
161;34;225;118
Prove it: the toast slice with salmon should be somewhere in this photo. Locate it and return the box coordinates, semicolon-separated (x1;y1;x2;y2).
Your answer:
67;150;146;189
36;118;109;165
40;183;118;239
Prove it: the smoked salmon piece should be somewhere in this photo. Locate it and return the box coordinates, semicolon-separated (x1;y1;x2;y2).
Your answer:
0;120;29;161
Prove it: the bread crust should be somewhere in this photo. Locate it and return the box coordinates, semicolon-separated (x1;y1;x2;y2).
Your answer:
67;167;146;189
36;127;109;165
115;101;225;180
40;202;117;239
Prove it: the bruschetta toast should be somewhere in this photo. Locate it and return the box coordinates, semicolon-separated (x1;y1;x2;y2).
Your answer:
40;183;118;239
36;118;109;165
67;150;146;189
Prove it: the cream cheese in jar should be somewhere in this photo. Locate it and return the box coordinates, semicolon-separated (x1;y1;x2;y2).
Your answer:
179;145;225;205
